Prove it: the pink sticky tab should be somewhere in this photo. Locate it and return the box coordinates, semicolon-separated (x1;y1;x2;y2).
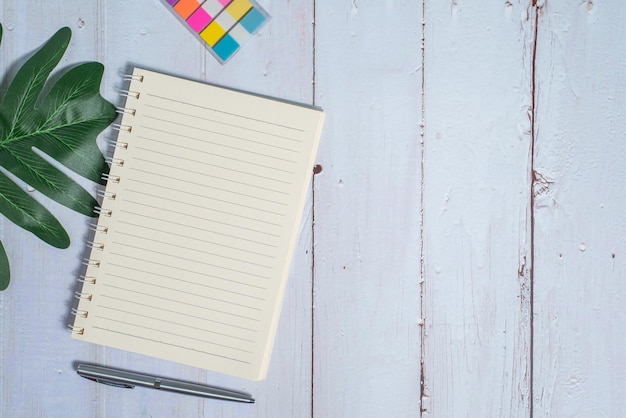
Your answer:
218;0;232;6
187;8;212;32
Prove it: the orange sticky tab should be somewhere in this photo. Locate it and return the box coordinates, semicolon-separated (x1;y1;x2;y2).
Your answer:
174;0;202;19
226;0;253;21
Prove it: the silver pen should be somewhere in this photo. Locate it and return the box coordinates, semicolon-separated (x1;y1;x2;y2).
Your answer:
77;364;254;403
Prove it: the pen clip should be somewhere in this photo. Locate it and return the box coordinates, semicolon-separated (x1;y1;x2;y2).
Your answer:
80;375;135;389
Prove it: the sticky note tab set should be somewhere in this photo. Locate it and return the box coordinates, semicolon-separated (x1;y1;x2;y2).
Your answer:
165;0;269;64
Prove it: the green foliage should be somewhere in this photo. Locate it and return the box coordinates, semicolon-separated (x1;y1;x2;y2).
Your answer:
0;242;8;290
0;25;117;290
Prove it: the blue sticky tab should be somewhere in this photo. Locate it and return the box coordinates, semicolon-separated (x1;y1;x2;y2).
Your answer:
240;8;266;33
213;34;240;61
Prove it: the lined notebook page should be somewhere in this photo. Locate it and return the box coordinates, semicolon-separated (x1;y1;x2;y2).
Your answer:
72;68;324;380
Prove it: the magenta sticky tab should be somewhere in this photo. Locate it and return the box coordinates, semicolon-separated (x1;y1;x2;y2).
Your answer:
187;8;212;32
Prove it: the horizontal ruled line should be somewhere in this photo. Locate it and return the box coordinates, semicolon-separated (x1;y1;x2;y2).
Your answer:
124;188;284;228
137;137;296;175
133;145;292;183
107;262;266;300
145;104;303;142
110;245;272;280
92;327;251;364
143;114;302;152
109;255;268;290
101;283;261;321
131;165;290;203
146;93;306;132
97;305;256;343
99;294;260;331
117;207;279;248
113;232;274;269
140;126;299;165
120;201;281;239
128;174;287;214
107;272;264;310
93;317;253;353
116;220;275;258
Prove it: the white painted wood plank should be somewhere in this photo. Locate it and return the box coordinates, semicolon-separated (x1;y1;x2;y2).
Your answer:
1;1;315;416
313;2;423;417
533;1;626;416
0;4;105;417
422;1;533;416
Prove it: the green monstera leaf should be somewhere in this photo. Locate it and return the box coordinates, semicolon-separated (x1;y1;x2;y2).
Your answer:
0;25;117;290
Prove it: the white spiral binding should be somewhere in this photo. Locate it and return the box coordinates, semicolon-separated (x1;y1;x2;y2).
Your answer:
89;223;109;234
112;123;132;133
123;74;144;82
116;106;136;116
94;207;113;217
105;156;124;167
120;73;143;98
71;73;144;337
97;190;117;200
109;141;129;150
120;89;140;99
78;275;97;284
101;173;121;183
87;241;105;251
82;258;101;268
71;308;88;318
74;291;93;301
68;324;85;335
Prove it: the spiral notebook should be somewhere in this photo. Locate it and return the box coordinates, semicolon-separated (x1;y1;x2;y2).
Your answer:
70;68;324;380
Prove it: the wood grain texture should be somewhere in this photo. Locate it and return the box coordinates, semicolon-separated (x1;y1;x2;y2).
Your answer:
533;1;626;416
1;5;105;418
2;0;626;416
422;1;533;415
313;2;423;417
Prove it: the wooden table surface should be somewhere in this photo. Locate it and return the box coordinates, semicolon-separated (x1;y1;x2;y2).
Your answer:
1;1;625;417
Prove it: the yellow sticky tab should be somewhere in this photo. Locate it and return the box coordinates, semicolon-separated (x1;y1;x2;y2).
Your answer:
226;0;253;21
200;21;226;47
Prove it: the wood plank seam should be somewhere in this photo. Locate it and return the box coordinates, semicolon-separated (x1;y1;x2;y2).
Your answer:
419;0;427;415
529;2;541;416
312;2;318;417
